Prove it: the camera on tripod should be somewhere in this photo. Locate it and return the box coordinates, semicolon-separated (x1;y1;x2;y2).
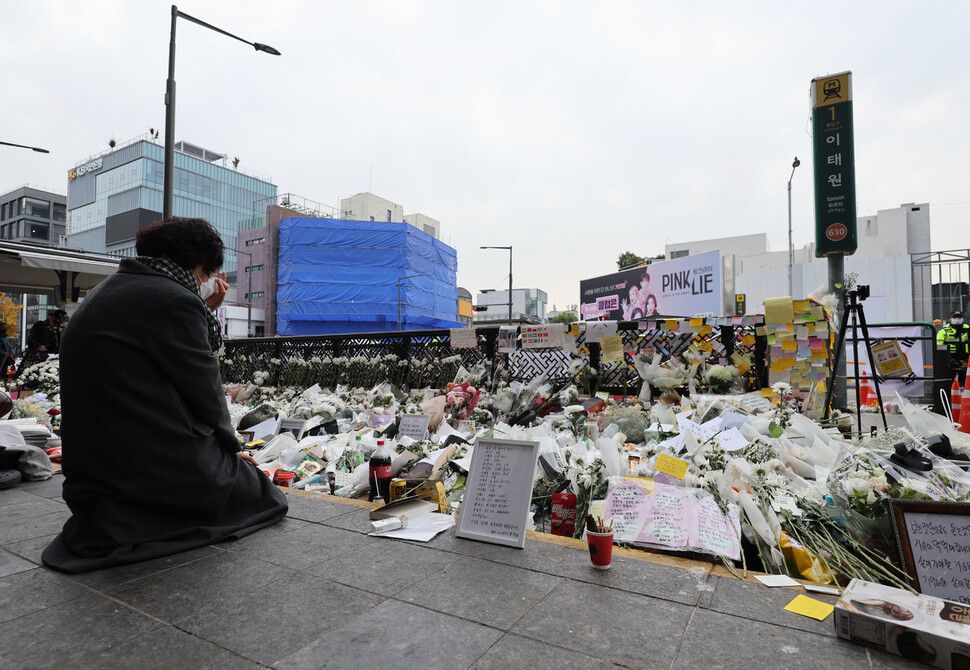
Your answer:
849;285;870;302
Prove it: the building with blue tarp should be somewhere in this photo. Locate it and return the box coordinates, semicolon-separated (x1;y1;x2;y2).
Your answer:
277;218;463;335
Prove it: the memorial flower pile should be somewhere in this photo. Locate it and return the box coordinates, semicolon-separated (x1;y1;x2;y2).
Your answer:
18;356;60;394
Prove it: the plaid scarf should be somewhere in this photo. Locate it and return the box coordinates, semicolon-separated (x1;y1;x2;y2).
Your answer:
137;255;223;354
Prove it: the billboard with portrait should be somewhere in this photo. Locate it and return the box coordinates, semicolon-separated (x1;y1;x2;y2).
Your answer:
579;251;723;320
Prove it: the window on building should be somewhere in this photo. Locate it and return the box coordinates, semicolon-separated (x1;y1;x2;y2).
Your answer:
245;264;264;272
370;216;375;221
52;202;66;222
27;220;49;240
25;197;50;219
245;237;265;246
244;291;265;299
423;224;435;237
386;209;392;222
1;203;6;220
670;250;689;259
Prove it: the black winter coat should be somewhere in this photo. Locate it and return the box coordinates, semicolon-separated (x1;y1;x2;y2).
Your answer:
42;258;287;573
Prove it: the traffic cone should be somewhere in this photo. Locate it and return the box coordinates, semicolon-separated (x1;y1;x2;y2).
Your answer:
959;373;970;434
857;372;870;407
952;379;963;421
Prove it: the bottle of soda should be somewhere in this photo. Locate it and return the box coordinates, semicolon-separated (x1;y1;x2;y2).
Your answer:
368;439;392;503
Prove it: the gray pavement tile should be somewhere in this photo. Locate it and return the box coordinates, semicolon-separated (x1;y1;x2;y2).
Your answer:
67;545;223;590
274;598;503;670
2;533;58;565
282;494;357;523
180;572;383;666
94;626;262;669
106;551;295;623
221;521;378;571
318;507;373;534
395;555;563;630
0;488;46;505
702;575;840;637
0;509;70;545
15;475;64;498
0;566;91;624
0;592;161;669
0;547;36;578
512;579;693;668
306;538;461;596
470;633;620;670
416;529;716;607
2;496;70;522
671;608;879;669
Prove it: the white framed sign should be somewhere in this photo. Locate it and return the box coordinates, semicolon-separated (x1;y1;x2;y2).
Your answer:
456;437;540;549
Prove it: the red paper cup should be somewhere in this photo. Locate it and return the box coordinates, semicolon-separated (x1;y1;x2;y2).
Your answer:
587;530;614;570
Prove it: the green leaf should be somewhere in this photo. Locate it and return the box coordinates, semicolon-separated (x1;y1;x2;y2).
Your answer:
768;421;784;438
834;283;842;289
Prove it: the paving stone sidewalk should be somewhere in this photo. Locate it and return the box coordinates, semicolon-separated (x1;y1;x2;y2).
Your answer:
0;476;921;669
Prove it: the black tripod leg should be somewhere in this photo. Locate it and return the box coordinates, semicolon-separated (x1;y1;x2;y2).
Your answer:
823;303;853;421
851;308;863;434
855;304;888;430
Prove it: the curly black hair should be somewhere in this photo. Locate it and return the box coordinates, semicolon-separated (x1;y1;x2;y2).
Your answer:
135;218;224;274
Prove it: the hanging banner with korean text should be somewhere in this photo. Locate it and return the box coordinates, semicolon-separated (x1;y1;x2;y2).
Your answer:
812;71;858;257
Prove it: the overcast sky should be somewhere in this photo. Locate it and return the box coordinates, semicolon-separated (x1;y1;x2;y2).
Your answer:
4;1;969;310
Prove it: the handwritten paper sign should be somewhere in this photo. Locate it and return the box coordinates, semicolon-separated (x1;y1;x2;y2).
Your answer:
456;438;540;549
398;414;431;441
892;501;970;604
450;327;478;349
604;481;741;560
871;340;913;378
599;335;624;363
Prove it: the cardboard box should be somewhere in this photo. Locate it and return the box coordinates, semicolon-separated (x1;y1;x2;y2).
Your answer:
835;579;970;668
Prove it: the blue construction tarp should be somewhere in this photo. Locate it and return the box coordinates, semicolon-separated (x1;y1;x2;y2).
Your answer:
277;218;464;335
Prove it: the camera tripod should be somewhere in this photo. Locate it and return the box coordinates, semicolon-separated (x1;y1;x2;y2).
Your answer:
822;287;888;431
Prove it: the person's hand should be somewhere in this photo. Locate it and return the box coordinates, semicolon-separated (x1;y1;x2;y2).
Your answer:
238;451;258;465
205;272;229;310
38;345;46;352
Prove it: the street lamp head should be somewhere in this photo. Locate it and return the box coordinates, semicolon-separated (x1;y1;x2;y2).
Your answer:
253;43;281;55
792;157;800;169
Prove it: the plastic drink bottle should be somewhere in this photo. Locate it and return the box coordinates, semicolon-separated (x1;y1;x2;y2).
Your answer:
368;440;392;503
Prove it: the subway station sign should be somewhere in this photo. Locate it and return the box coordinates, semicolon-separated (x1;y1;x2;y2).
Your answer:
812;71;857;257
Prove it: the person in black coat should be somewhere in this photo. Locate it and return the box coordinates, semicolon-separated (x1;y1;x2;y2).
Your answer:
43;218;287;573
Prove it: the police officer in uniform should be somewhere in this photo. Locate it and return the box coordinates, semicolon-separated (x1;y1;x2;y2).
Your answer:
937;310;970;386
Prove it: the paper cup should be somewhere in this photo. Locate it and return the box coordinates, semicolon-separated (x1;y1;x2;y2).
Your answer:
587;530;614;570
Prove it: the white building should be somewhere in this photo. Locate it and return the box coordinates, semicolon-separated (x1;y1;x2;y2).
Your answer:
339;192;441;240
664;203;931;323
473;288;548;324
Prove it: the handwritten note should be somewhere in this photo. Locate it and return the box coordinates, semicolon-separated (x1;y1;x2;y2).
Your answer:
642;487;690;546
604;481;650;541
456;438;540;549
450;327;478;349
654;454;688;480
398;414;431;441
600;335;624;363
690;495;741;560
902;510;970;604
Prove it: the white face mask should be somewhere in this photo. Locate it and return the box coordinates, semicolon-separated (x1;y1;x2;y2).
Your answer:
952;318;964;326
196;270;217;300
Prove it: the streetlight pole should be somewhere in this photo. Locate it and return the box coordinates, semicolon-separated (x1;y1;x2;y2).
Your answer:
481;245;513;324
397;274;423;331
787;156;800;297
163;5;280;221
0;141;49;153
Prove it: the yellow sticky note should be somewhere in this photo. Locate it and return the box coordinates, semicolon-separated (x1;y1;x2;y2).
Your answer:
781;340;798;352
700;325;713;336
755;326;767;336
588;499;607;521
761;388;777;398
793;300;808;312
690;318;703;326
737;362;750;374
570;325;580;336
245;439;265;448
654;454;688;480
784;595;834;621
665;319;679;330
764;296;795;324
811;349;828;360
699;340;713;352
741;335;756;346
770;360;785;373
